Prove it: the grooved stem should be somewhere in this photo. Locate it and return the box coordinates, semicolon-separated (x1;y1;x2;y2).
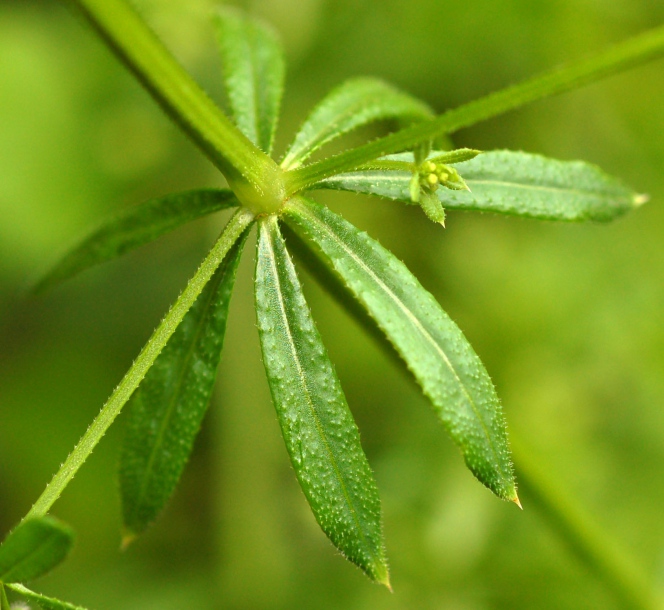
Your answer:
25;209;254;520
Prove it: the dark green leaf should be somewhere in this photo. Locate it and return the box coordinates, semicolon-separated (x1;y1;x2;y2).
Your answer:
34;189;237;293
315;150;643;221
281;77;433;170
255;216;389;586
283;197;517;502
214;8;285;154
6;584;88;610
120;230;249;539
0;518;74;584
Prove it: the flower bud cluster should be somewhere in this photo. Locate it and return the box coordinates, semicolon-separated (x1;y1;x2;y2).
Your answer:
418;160;469;193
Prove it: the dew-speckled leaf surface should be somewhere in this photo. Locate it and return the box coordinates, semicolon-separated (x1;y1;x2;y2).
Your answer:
7;584;88;610
120;231;248;538
35;189;237;293
254;216;389;585
281;77;433;169
316;150;641;221
0;518;74;584
283;197;517;501
214;8;284;154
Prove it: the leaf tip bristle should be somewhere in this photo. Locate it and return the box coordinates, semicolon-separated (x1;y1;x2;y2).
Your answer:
376;569;393;592
120;530;137;550
633;193;649;207
512;495;523;510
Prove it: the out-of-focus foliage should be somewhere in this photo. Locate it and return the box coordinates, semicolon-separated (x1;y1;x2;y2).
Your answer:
1;0;664;608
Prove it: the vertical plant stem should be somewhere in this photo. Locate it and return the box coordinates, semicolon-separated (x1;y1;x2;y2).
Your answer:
25;208;254;520
65;0;279;190
511;434;663;610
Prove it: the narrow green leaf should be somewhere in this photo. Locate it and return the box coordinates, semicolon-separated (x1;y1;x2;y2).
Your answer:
316;150;643;221
214;8;285;155
419;190;446;226
281;77;433;170
34;189;237;293
283;197;517;501
120;230;249;539
255;216;389;585
0;518;73;584
6;584;88;610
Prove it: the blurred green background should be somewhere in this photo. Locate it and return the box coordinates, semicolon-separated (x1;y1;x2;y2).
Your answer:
2;0;664;608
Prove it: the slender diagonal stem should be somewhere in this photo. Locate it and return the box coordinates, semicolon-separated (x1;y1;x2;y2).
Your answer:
511;435;663;610
25;208;254;520
66;0;284;201
287;230;662;610
284;23;664;193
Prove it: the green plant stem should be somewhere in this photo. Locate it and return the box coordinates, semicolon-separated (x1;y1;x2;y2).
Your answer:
285;23;664;194
0;584;10;610
66;0;283;199
25;208;254;520
510;434;663;610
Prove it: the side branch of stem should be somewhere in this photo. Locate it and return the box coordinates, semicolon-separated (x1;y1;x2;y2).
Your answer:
284;24;664;193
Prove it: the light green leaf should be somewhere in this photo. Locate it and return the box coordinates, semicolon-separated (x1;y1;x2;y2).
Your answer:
214;8;285;154
34;189;237;293
255;216;389;586
419;190;446;226
315;150;643;221
281;77;433;170
120;230;249;540
0;518;74;584
6;584;88;610
283;197;517;502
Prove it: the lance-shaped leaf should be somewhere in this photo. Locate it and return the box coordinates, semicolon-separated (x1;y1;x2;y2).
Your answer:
0;518;74;584
255;216;389;585
315;150;644;221
35;189;237;293
281;77;433;170
6;584;89;610
120;230;249;540
283;197;517;502
214;8;285;155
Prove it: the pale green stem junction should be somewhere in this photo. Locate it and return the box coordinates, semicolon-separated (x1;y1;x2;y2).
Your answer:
67;0;286;212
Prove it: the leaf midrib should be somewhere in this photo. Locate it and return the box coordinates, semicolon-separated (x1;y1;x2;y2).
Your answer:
323;171;622;201
127;266;226;525
263;221;373;554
